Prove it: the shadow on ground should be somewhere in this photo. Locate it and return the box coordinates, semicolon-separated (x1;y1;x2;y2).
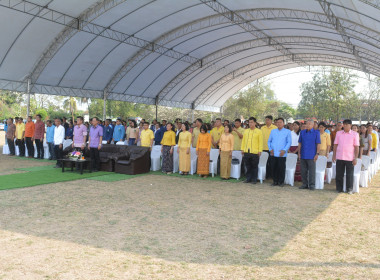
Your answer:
0;149;344;266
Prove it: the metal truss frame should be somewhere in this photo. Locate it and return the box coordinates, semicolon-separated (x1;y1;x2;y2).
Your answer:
195;54;380;107
318;0;368;73
199;0;309;68
157;35;380;104
147;7;380;103
102;6;375;94
214;64;376;108
1;0;380;112
0;79;221;112
0;0;199;83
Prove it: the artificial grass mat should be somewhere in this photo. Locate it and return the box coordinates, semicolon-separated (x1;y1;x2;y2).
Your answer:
0;169;109;190
16;165;55;172
0;167;245;189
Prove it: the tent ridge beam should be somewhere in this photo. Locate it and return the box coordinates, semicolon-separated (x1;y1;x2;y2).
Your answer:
318;0;368;74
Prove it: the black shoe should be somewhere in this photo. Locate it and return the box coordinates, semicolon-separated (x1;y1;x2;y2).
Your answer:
271;182;278;186
309;188;315;191
299;185;308;189
279;183;285;187
243;180;251;183
251;181;257;185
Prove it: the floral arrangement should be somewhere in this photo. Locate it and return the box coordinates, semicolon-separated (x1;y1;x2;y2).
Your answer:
68;151;83;160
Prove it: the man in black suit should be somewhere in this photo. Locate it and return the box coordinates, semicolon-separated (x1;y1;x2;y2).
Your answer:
175;121;182;144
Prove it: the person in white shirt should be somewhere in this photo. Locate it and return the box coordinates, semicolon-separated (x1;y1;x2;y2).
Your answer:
54;118;66;168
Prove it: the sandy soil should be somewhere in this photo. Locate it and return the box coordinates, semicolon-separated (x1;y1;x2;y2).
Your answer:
0;130;379;279
0;131;54;175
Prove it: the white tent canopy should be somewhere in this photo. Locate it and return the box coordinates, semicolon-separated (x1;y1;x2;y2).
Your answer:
1;0;380;113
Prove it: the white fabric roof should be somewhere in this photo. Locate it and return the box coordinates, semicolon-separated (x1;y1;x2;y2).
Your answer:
1;0;380;112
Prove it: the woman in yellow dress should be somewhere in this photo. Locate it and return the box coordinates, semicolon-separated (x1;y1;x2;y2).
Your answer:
219;124;234;180
177;123;192;175
196;124;211;178
160;123;176;174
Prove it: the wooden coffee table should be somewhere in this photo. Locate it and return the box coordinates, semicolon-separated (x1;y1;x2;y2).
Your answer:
59;158;92;175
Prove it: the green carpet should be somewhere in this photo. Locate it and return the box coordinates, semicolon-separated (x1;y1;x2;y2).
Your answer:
16;165;55;172
0;169;109;191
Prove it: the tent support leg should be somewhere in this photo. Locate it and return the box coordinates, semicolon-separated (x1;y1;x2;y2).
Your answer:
26;79;31;117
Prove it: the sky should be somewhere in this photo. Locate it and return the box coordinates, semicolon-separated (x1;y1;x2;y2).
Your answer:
267;67;370;108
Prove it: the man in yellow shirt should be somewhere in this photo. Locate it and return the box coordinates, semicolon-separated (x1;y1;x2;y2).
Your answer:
191;118;202;148
232;118;244;150
371;126;378;152
241;117;263;184
210;118;224;148
15;117;25;157
261;115;277;178
140;122;154;150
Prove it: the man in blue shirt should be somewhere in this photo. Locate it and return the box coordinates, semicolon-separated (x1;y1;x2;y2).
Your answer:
103;119;113;144
112;119;125;144
268;118;292;186
298;120;321;190
46;120;56;160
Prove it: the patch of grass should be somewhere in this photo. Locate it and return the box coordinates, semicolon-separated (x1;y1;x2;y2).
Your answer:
0;169;109;191
16;165;55;172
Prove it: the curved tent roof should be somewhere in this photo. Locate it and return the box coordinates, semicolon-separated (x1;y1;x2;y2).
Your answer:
1;0;380;112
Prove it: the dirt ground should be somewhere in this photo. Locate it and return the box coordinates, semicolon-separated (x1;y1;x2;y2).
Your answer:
0;131;54;175
0;130;379;279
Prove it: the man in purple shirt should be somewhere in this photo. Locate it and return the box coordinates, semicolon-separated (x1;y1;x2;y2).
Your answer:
72;116;87;151
88;117;103;172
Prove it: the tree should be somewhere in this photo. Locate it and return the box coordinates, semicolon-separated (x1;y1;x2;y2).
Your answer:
297;67;358;122
278;102;296;121
35;108;48;120
221;80;291;122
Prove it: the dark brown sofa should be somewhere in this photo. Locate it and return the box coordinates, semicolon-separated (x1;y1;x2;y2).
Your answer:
62;144;150;174
98;144;129;172
114;146;150;175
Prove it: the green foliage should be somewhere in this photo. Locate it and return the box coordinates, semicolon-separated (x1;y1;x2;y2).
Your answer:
222;81;294;122
35;108;48;120
297;67;358;122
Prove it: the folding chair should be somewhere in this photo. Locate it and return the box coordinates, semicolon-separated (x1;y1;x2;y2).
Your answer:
150;145;162;171
173;145;179;173
209;149;220;177
315;156;328;190
284;153;298;186
343;158;362;193
257;152;269;184
360;155;370;188
325;152;333;184
230;151;243;180
190;147;198;175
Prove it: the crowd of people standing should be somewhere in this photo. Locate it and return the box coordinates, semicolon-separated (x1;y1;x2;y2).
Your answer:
4;114;379;194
